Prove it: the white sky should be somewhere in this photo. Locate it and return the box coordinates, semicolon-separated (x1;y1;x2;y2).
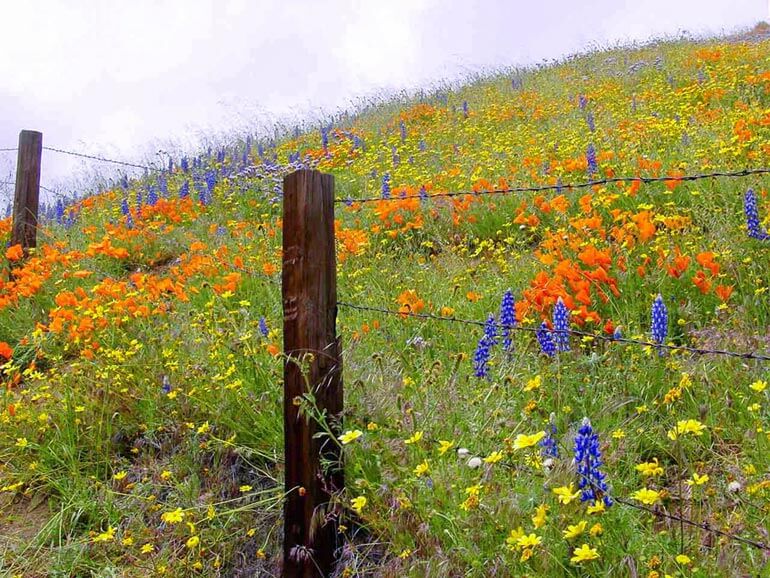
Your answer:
0;0;767;195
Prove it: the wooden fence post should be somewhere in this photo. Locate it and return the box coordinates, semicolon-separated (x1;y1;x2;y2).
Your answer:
282;169;343;577
11;130;42;254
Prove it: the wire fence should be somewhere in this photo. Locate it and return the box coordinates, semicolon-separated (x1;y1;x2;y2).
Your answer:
42;146;154;171
337;302;770;362
339;167;770;204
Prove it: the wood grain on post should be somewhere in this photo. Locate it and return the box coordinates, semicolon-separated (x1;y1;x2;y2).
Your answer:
11;130;42;254
282;170;343;577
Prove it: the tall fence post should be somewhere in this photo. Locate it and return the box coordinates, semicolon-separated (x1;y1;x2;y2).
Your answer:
282;169;343;577
11;130;42;254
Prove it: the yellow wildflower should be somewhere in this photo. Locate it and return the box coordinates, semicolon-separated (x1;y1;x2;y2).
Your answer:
631;488;661;505
686;473;709;486
563;520;587;539
532;504;548;528
552;483;580;504
186;535;200;549
667;419;706;440
161;508;185;524
413;460;429;477
516;533;542;549
92;526;116;543
513;431;546;450
675;554;692;565
484;451;504;464
750;380;767;393
523;375;542;392
404;431;423;444
438;440;455;455
570;543;600;564
140;543;154;554
351;496;367;514
636;459;664;477
339;430;363;444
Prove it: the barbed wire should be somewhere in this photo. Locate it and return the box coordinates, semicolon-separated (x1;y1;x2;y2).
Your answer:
338;167;770;204
575;476;770;551
336;302;770;362
0;147;17;153
43;146;154;171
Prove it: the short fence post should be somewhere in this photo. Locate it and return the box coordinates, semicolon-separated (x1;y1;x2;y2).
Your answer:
282;169;343;577
11;130;42;255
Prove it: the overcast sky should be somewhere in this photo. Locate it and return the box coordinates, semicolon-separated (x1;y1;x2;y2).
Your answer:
1;0;767;197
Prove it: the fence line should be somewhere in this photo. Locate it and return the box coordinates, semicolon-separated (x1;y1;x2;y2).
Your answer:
42;146;154;171
336;301;770;362
338;167;770;204
611;492;769;551
0;147;17;153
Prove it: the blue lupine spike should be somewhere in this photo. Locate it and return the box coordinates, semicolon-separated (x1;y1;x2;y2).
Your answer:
158;174;168;197
574;418;612;507
161;375;172;394
651;294;668;355
179;180;190;199
745;188;770;240
462;100;469;118
180;157;189;173
400;120;407;142
168;158;173;172
418;139;426;152
5;203;12;218
578;94;587;110
553;297;570;352
392;146;400;168
381;173;391;199
121;174;129;190
419;185;428;202
499;289;517;351
586;112;595;132
259;317;269;338
147;186;158;207
612;326;623;341
55;199;65;224
586;143;598;176
540;414;559;459
352;135;362;150
483;313;498;346
536;321;555;357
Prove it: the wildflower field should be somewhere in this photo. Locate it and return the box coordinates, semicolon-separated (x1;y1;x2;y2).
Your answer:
2;30;770;577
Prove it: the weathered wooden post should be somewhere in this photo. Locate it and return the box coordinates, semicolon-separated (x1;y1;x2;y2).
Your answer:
282;170;343;577
11;130;42;254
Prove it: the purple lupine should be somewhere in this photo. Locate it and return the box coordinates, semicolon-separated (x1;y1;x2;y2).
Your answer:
586;112;595;132
586;144;598;176
462;101;469;118
536;321;556;357
574;418;612;507
651;294;668;355
121;197;133;229
55;199;65;225
473;314;498;378
553;297;570;352
400;120;407;142
381;173;391;199
745;189;770;240
499;290;517;351
540;414;559;459
259;316;269;338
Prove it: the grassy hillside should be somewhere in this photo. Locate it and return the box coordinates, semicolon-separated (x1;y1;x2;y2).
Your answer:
2;30;770;577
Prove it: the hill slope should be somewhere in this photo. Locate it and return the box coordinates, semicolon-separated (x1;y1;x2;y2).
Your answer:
2;32;770;577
